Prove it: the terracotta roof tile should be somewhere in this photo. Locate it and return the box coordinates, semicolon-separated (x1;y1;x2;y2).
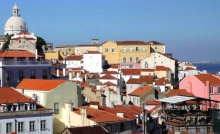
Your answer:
141;68;155;72
66;55;82;61
147;41;163;45
154;77;171;85
116;41;148;45
11;37;36;40
16;79;66;91
83;51;101;54
109;64;119;69
195;73;220;85
17;31;31;35
155;66;170;71
0;87;36;104
0;50;42;58
127;76;154;84
129;86;153;96
64;126;110;134
185;67;196;71
127;78;139;84
100;71;119;74
73;106;126;123
166;89;195;97
145;100;162;105
121;69;141;75
103;81;118;86
99;74;118;79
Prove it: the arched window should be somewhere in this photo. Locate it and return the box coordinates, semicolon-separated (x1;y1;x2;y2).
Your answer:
130;57;132;62
123;57;126;63
136;57;139;63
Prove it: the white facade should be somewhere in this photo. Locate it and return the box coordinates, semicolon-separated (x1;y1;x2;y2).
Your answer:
83;51;103;73
121;75;140;83
66;60;82;68
4;4;28;35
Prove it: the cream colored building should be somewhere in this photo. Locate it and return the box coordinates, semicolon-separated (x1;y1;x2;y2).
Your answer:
101;41;152;64
75;44;100;55
147;41;165;53
16;79;82;134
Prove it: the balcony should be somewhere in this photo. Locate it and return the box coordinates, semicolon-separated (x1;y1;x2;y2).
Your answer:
2;61;52;67
0;109;53;117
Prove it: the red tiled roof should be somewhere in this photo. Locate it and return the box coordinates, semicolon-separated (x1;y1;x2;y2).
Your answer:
155;66;170;71
127;76;154;84
100;71;119;74
129;86;153;96
141;68;155;72
99;74;118;79
103;81;118;86
147;41;163;45
166;89;195;97
17;31;31;35
11;37;36;40
121;69;141;75
73;106;126;123
109;64;119;69
80;82;90;87
64;126;110;134
0;87;36;104
16;79;66;91
83;51;101;54
154;77;171;85
145;100;162;105
66;55;82;61
99;106;137;120
195;73;220;85
0;50;42;58
116;41;148;45
185;67;196;71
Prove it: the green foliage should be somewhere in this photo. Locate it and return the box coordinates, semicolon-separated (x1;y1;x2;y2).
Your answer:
2;34;13;50
36;36;46;54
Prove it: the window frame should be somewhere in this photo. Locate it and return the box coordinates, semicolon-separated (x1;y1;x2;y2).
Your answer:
6;122;12;133
41;120;46;130
18;122;24;132
54;103;59;114
29;121;35;132
112;48;115;53
105;48;108;53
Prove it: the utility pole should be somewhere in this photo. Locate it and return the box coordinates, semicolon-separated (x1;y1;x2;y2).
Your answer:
142;103;147;134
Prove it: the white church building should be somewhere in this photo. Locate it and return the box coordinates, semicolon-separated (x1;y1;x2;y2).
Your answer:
4;3;28;35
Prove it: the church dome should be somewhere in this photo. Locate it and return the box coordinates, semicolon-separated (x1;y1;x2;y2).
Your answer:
4;4;28;35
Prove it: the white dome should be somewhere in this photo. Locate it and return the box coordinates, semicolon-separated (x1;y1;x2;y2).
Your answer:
4;4;28;35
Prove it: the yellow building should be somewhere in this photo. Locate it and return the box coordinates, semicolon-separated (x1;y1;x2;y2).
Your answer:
44;51;64;61
147;41;165;53
55;45;75;57
101;41;152;64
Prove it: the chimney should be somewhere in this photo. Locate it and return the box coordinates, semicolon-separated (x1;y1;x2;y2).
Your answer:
205;81;210;99
63;68;66;77
57;69;59;77
22;87;24;94
69;72;73;80
117;112;124;118
91;39;99;45
35;49;38;60
80;107;87;126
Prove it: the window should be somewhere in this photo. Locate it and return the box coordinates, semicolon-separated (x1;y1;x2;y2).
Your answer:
18;122;24;132
123;47;126;52
30;70;36;79
19;70;24;81
29;121;35;132
105;48;108;52
136;47;139;52
130;57;132;62
210;87;214;94
42;70;47;79
69;48;71;51
19;40;21;43
6;71;13;81
123;57;126;63
6;122;12;133
218;87;220;93
136;57;139;63
112;48;115;53
142;47;146;52
77;50;80;54
54;103;59;114
41;120;46;130
155;47;157;50
129;47;132;52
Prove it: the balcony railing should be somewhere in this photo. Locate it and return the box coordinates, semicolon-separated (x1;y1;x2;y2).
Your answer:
2;61;52;66
0;109;53;117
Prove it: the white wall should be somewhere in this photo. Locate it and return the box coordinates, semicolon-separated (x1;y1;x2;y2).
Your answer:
83;53;103;73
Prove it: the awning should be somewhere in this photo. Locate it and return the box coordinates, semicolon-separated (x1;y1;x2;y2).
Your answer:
157;95;196;104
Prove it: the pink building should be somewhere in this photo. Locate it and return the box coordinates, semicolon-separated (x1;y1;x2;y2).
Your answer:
180;73;220;101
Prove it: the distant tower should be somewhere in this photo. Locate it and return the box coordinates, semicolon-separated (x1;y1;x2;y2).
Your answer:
4;3;28;35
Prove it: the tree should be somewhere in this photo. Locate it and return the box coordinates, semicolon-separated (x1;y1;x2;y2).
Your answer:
36;36;46;55
2;34;13;50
